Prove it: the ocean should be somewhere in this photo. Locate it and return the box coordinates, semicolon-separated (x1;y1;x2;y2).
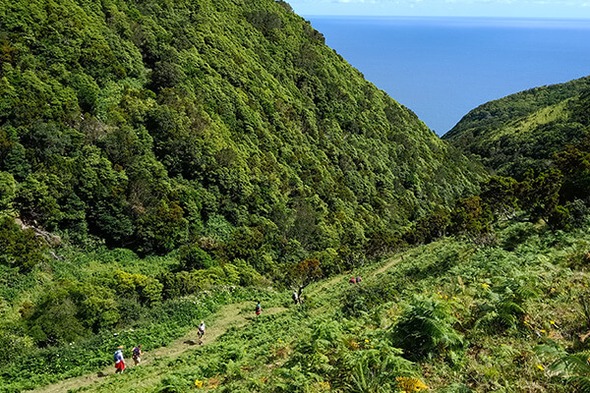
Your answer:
307;17;590;135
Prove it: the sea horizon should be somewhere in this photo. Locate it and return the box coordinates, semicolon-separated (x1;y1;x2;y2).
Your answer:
307;15;590;135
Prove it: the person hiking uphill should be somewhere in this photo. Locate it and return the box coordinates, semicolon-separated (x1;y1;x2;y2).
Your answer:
197;321;206;344
255;301;262;316
114;346;126;373
132;345;142;366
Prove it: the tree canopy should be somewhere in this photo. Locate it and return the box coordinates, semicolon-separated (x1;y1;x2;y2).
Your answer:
0;0;482;274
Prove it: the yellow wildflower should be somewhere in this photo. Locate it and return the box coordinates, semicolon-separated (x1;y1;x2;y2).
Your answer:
312;381;331;391
396;376;429;392
536;364;545;371
481;283;490;289
194;379;204;388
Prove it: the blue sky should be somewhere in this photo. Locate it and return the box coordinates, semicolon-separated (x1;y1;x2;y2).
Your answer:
287;0;590;18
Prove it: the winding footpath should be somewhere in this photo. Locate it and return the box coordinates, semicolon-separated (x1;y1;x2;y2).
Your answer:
29;302;286;393
28;254;404;392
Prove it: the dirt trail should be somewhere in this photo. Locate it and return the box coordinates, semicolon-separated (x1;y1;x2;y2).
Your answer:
308;254;402;297
372;255;402;277
28;254;403;393
29;303;286;393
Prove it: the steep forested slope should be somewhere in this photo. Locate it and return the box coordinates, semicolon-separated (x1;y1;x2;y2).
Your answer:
0;0;481;268
3;2;590;391
443;76;590;178
0;1;485;387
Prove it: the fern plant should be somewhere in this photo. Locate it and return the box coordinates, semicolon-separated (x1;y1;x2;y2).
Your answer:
390;295;465;363
539;346;590;392
341;345;416;393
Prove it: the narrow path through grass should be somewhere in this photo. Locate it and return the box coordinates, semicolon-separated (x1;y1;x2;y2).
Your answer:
29;302;286;393
29;252;404;392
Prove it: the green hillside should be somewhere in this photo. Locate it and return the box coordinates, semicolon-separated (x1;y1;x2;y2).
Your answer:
0;0;481;263
19;224;590;393
443;76;590;179
0;0;487;391
2;0;590;390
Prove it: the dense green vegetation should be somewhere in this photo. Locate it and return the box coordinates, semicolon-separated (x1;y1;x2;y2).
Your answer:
0;0;481;262
442;75;590;240
0;0;481;354
444;76;590;179
3;0;590;391
9;222;590;393
0;0;485;390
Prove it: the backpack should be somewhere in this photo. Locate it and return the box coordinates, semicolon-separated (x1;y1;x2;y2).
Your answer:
133;347;140;357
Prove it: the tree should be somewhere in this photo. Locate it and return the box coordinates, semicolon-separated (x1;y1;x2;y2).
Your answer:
0;171;16;211
405;208;451;245
135;201;189;255
0;215;47;273
449;196;493;238
554;140;590;202
518;168;563;223
177;244;215;271
288;258;322;303
480;176;519;220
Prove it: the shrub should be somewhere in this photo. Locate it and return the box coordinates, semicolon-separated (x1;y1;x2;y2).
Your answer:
341;345;418;393
0;215;47;272
0;329;34;365
232;258;266;287
159;271;201;299
159;374;192;392
545;349;590;392
25;281;120;346
341;279;398;318
114;270;163;306
547;204;571;230
500;222;535;251
178;244;215;271
26;289;88;346
390;295;465;363
472;276;537;334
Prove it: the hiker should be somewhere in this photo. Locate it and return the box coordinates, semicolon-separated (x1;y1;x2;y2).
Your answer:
292;291;299;304
349;276;356;284
132;345;142;366
114;346;126;373
356;276;362;283
255;301;262;316
198;321;206;342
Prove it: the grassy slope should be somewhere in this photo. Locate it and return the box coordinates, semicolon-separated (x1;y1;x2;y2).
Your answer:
443;76;590;178
28;302;287;393
0;1;491;392
21;223;590;393
0;1;486;388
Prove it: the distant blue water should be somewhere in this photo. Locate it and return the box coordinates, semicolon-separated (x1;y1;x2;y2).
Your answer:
307;17;590;135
